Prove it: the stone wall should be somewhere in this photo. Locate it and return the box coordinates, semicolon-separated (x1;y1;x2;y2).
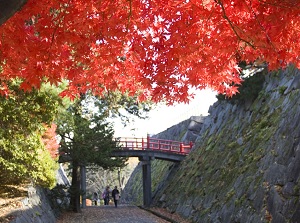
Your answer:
124;66;300;223
10;164;70;223
122;116;204;205
10;186;57;223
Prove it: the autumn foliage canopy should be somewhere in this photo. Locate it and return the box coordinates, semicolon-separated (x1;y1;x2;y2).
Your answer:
0;0;300;103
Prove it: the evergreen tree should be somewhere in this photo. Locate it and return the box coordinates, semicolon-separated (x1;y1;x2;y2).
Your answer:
57;94;128;212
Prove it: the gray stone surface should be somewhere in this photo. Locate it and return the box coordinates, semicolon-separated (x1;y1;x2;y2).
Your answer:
10;165;69;223
125;65;300;223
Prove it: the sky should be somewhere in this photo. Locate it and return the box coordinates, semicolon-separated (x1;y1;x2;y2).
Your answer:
113;89;217;138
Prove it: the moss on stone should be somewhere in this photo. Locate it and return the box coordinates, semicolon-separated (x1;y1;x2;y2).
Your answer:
125;67;300;223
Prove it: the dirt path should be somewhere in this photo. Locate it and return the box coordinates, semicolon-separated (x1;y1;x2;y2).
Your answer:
56;205;172;223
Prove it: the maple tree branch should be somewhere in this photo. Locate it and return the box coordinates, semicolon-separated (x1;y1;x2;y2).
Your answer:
190;0;217;28
246;0;277;52
216;0;255;49
124;0;133;34
128;0;132;23
48;1;71;60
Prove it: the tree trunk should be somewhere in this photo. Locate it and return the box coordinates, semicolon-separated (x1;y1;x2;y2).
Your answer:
118;168;121;188
0;0;28;26
80;165;87;208
70;161;81;212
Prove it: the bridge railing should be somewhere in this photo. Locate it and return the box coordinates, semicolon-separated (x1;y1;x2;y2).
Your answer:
116;136;193;155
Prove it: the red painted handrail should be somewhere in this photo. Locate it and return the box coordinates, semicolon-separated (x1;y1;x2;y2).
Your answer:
116;135;193;155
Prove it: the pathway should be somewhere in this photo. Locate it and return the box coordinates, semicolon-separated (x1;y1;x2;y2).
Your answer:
56;205;172;223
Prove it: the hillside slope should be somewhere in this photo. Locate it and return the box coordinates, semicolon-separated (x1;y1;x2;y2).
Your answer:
123;66;300;223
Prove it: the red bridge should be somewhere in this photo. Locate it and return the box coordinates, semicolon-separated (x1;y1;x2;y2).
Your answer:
61;135;194;208
116;135;193;155
112;136;194;207
75;136;194;209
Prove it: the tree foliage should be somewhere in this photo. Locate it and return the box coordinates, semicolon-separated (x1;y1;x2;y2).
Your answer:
57;95;128;168
217;71;266;103
0;81;60;188
86;90;153;125
1;0;299;103
57;94;128;212
41;123;60;159
216;62;266;103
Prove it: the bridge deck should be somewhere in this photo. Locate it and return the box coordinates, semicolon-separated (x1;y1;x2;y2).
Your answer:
111;149;186;162
59;136;193;163
112;136;193;162
117;136;193;155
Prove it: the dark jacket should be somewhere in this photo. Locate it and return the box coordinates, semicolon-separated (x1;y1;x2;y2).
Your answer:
112;188;120;200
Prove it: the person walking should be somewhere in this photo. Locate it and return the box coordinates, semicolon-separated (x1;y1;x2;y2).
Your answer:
92;192;98;206
103;186;110;205
112;186;120;208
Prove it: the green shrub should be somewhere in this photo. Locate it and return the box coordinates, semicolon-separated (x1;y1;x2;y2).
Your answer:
0;81;60;188
217;67;266;104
